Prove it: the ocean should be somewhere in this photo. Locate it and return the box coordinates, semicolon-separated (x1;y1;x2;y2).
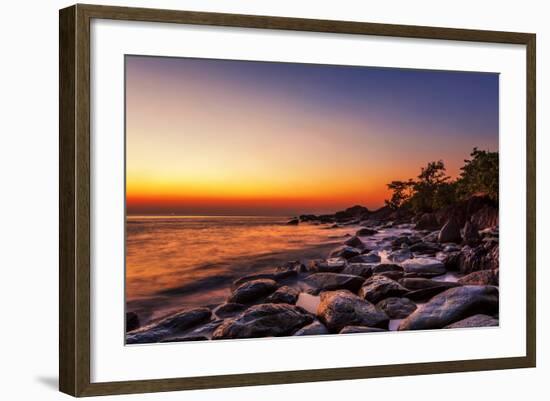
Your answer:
126;215;356;324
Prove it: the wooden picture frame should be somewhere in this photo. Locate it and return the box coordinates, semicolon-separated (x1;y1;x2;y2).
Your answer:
59;3;536;397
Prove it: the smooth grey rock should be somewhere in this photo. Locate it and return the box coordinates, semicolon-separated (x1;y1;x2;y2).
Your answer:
265;285;300;304
444;314;499;329
212;304;314;339
376;297;417;319
359;275;409;304
293;321;330;336
399;285;499;330
339;325;387;334
401;257;446;275
304;273;365;294
317;290;389;332
228;279;278;304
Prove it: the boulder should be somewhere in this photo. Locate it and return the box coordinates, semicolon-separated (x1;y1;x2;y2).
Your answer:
376;297;417;319
308;258;347;273
356;227;378;236
342;264;373;278
359;275;409;304
293;321;330;336
461;221;481;245
401;258;446;276
304;273;365;294
232;271;296;288
387;248;413;263
212;304;314;339
126;312;140;332
438;218;462;243
398;277;460;291
317;290;389;332
470;205;499;229
344;235;366;249
126;307;212;344
458;270;498;286
329;246;362;260
276;260;307;273
151;307;212;332
265;286;300;304
405;286;461;302
373;263;403;275
228;279;278;304
409;242;441;254
339;326;387;334
457;245;489;274
214;303;247;318
348;252;381;264
444;314;499;329
286;218;299;225
398;285;499;330
415;213;440;230
160;335;209;342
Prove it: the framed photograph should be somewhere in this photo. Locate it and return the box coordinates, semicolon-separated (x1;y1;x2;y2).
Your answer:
59;4;536;397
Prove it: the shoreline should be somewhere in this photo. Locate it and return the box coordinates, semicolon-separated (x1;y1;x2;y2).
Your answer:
126;196;499;343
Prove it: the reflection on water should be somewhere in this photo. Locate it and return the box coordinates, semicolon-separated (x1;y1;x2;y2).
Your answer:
126;216;355;323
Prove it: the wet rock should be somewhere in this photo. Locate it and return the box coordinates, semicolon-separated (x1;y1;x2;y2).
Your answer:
184;319;224;338
376;297;417;319
344;235;366;249
442;251;461;271
228;279;278;304
398;277;460;291
126;312;140;332
293;321;330;336
126;307;212;344
405;286;461;302
265;286;300;304
286;218;299;225
359;275;409;304
457;245;489;274
305;273;365;294
214;303;247;318
127;329;172;344
161;335;209;342
373;263;403;275
342;264;373;278
153;308;212;332
438;217;461;243
356;227;378;236
309;258;347;273
212;304;314;339
387;248;413;263
317;290;389;332
348;252;381;264
329;246;362;260
401;257;446;275
276;260;307;273
462;221;481;245
398;285;499;330
339;325;386;334
458;270;498;286
444;314;499;329
232;271;296;288
409;242;441;254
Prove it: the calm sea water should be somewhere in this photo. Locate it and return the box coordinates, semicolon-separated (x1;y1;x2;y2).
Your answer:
126;216;356;323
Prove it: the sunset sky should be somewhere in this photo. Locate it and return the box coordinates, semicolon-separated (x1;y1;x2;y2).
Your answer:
125;56;498;216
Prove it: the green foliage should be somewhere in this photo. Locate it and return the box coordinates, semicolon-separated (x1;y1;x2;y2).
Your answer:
456;148;499;201
385;148;498;213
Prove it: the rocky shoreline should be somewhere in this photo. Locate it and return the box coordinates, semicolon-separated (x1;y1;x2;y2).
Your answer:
126;195;499;344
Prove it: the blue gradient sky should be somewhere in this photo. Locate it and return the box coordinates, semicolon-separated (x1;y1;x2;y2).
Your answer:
126;56;499;215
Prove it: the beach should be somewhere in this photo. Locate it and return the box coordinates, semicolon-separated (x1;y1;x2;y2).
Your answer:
126;196;499;343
